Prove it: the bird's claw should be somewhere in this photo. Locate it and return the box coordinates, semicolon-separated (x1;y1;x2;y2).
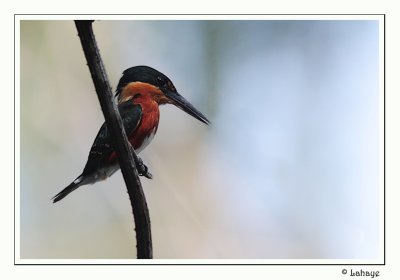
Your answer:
135;157;153;179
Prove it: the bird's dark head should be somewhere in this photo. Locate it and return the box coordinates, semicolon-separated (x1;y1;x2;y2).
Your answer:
116;66;210;125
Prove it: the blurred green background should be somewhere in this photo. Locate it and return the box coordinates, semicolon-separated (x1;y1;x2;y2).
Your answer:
20;20;380;259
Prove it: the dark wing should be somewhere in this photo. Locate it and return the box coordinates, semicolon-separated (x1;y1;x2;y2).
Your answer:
82;101;142;175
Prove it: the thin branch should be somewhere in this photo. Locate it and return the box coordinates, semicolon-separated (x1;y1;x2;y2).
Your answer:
75;20;152;259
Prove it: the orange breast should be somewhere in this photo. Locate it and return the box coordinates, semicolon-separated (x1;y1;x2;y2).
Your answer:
108;82;162;164
129;99;160;153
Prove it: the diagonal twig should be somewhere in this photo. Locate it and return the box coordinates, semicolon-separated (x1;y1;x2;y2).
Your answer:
75;20;152;259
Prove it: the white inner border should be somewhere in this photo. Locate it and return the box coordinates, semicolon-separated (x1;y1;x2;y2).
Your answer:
14;14;385;265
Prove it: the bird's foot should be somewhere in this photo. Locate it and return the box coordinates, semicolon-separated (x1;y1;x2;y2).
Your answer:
135;157;153;179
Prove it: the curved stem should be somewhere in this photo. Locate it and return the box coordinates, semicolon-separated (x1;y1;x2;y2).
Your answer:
75;20;152;259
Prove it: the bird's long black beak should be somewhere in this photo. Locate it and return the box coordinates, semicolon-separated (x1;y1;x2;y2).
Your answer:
166;91;210;125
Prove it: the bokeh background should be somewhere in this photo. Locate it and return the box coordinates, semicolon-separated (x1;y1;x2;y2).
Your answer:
20;20;381;259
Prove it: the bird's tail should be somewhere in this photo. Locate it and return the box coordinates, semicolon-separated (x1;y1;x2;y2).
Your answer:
52;175;84;203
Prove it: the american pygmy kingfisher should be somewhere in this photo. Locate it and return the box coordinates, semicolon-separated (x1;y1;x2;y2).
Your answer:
53;66;210;203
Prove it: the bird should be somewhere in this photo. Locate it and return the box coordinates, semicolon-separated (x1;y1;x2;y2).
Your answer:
52;65;210;203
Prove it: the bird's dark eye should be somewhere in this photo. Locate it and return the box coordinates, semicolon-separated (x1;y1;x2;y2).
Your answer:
157;76;164;86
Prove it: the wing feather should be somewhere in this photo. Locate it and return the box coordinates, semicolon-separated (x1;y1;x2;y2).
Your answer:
82;102;142;175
